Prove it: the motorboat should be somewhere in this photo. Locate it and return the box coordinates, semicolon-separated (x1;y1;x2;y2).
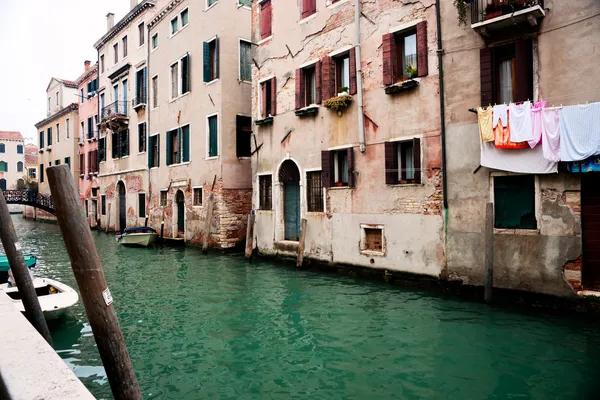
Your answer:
0;254;37;271
116;226;158;247
0;277;79;321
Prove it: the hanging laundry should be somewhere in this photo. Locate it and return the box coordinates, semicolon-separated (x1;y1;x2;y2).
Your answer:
481;141;558;174
509;101;533;142
559;103;600;161
494;111;528;149
568;156;600;173
478;106;494;142
493;104;508;128
541;108;561;162
528;101;546;149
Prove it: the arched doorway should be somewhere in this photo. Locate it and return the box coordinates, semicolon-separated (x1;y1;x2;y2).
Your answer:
176;190;185;235
117;181;126;233
0;179;6;191
279;160;301;241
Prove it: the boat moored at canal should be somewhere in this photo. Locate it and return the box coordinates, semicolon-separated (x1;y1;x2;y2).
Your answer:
116;226;158;247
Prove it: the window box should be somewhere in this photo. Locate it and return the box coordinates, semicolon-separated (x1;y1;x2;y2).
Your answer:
133;101;146;111
295;105;319;117
323;94;353;112
384;78;419;95
46;146;52;152
255;116;274;126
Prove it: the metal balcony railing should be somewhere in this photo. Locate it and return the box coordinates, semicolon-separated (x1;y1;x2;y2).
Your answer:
471;0;544;25
133;95;147;108
101;101;128;120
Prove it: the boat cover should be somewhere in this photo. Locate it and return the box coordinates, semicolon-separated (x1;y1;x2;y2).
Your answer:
123;227;157;234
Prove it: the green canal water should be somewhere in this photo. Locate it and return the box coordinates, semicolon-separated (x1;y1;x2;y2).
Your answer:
8;216;600;399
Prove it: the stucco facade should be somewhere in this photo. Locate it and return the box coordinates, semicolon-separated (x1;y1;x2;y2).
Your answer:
0;131;26;193
145;0;252;247
250;0;444;275
441;0;600;296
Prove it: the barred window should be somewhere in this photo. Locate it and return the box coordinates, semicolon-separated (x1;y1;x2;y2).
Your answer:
193;187;203;206
259;175;272;210
160;190;168;207
307;171;323;212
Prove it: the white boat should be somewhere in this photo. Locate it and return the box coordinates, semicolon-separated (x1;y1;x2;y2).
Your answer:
0;278;79;320
116;227;158;247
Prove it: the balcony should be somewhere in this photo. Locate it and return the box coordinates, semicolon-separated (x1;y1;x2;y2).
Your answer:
87;129;99;142
470;0;545;37
100;101;129;132
133;95;147;111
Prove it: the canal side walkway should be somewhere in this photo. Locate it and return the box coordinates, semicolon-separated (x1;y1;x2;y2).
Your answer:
0;291;95;399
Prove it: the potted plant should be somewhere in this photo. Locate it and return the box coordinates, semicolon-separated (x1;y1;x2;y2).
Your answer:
338;86;349;96
323;93;353;114
454;0;470;26
405;64;417;80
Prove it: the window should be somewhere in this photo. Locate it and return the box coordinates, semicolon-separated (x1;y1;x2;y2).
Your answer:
481;40;533;105
239;40;252;82
114;43;119;64
87;117;93;140
322;49;357;100
111;130;129;158
335;53;350;93
135;68;147;104
152;75;158;108
80;88;84;103
87;150;98;173
152;33;159;50
235;115;252;157
0;161;7;172
66;118;70;138
28;168;36;179
39;164;44;182
17;144;23;154
100;54;105;73
382;22;428;85
92;188;98;197
166;125;190;165
305;65;316;105
138;22;145;47
160;190;167;207
207;115;218;157
259;175;272;210
55;160;60;166
101;195;106;215
138;193;146;218
80;121;85;142
39;131;44;148
207;0;218;8
260;78;276;118
171;17;179;35
193;187;203;206
84;200;88;216
181;8;189;27
384;138;421;185
99;137;106;162
0;144;4;153
79;153;85;176
295;63;319;109
494;175;537;230
56;92;59;107
122;36;128;58
64;157;70;168
57;123;61;142
203;38;219;82
87;79;98;96
360;226;384;253
17;161;23;172
138;122;146;153
149;134;160;168
47;127;52;146
100;93;105;111
321;148;355;187
238;0;252;6
301;0;317;19
307;171;323;212
47;97;50;112
260;0;272;39
170;55;189;98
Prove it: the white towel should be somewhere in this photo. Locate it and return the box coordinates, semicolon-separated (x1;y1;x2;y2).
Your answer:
480;140;558;174
493;104;508;128
559;103;600;161
509;101;533;142
541;108;561;162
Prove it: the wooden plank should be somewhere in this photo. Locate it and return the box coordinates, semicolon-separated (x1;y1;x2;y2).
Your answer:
245;212;255;259
484;202;494;303
296;218;307;268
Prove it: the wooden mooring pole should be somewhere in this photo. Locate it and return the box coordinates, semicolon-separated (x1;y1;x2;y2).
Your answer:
47;166;142;400
0;190;52;345
296;218;307;268
484;202;494;303
245;211;255;260
202;176;217;253
105;203;111;233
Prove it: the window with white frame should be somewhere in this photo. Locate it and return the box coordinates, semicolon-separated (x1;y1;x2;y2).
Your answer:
160;190;167;207
170;54;190;99
66;118;70;138
181;8;189;27
152;33;159;50
203;37;219;82
239;40;252;82
207;114;218;158
152;75;158;108
238;0;252;6
171;17;178;35
138;22;145;47
122;36;128;58
207;0;218;8
384;138;421;185
114;42;119;64
100;54;105;73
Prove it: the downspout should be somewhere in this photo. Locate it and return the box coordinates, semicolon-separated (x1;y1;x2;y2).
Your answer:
354;0;366;153
435;0;448;210
145;24;151;226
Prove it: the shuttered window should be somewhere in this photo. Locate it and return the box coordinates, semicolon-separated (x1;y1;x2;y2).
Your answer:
39;164;44;182
135;68;147;104
138;193;146;218
236;115;252;157
321;148;355;188
122;36;128;58
382;21;427;86
384;138;421;185
101;195;106;215
208;115;218;157
98;137;106;162
301;0;317;19
494;175;536;229
203;38;219;82
166;125;189;166
47;127;52;146
138;122;147;153
79;153;85;176
112;130;129;158
171;62;179;98
260;0;272;39
39;131;44;148
259;175;272;210
260;77;276;118
87;117;93;139
152;75;159;108
240;40;252;82
148;134;160;168
138;22;145;47
181;54;190;94
295;62;321;109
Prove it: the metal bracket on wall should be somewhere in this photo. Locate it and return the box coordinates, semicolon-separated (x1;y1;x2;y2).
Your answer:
281;129;293;144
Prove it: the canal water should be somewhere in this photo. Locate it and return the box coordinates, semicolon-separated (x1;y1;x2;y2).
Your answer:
7;216;600;399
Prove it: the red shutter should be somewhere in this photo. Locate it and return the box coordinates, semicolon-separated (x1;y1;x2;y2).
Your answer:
311;0;317;14
515;38;533;103
382;33;396;85
413;137;421;184
321;56;332;101
416;21;428;77
270;77;277;116
349;47;357;95
302;0;311;18
321;151;333;188
261;82;267;118
261;0;272;39
480;47;493;106
384;142;397;185
295;68;303;109
347;147;355;187
316;60;322;104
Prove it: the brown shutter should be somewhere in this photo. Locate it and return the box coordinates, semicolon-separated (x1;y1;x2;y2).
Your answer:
413;137;421;184
321;57;335;101
261;82;267;118
416;21;428;77
321;151;333;188
270;77;277;116
261;0;272;39
349;47;357;95
295;68;304;110
382;33;396;85
515;38;533;103
480;47;493;106
384;142;397;185
347;147;355;187
316;60;322;104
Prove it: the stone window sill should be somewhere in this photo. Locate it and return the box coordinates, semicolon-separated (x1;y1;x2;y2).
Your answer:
255;116;274;125
494;228;540;235
384;78;420;95
295;105;319;117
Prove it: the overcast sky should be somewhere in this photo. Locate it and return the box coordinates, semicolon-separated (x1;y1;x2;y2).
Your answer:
0;0;133;143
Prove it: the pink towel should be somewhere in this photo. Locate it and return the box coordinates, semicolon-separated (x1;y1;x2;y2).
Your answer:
528;101;546;149
541;108;561;162
509;101;533;142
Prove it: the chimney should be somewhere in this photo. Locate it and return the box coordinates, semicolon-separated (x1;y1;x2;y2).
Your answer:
131;0;138;10
107;13;115;31
84;60;91;72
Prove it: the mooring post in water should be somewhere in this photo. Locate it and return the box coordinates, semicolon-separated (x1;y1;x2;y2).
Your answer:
106;203;111;233
46;166;142;400
202;175;217;253
0;190;52;345
484;202;494;303
296;218;307;268
245;211;255;260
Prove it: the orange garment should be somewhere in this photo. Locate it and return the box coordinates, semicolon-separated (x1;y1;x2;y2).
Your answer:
494;110;528;149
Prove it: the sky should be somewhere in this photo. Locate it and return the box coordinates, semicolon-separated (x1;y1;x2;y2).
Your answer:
0;0;132;143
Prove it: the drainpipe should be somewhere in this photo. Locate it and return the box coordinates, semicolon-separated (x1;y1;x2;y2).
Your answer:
354;0;366;153
435;0;448;210
145;24;152;226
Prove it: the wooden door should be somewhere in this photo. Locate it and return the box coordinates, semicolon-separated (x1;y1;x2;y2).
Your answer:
582;173;600;290
118;182;126;233
284;182;300;241
177;191;185;234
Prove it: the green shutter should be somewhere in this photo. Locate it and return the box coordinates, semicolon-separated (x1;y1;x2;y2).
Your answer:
215;36;220;79
157;134;160;167
203;42;210;82
166;131;173;165
209;117;218;157
148;135;154;167
182;125;190;162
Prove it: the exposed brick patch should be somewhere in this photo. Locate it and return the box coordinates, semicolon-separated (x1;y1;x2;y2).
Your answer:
564;256;583;293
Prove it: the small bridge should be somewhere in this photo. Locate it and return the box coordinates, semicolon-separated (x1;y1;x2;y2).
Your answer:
2;190;55;214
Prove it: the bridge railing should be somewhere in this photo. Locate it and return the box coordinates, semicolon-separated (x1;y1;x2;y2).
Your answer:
1;190;54;214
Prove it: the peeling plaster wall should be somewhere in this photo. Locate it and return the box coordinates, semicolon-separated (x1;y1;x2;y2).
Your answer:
99;172;148;232
251;0;444;276
442;0;600;296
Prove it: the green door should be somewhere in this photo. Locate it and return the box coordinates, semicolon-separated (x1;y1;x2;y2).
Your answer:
284;182;300;241
177;191;185;234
